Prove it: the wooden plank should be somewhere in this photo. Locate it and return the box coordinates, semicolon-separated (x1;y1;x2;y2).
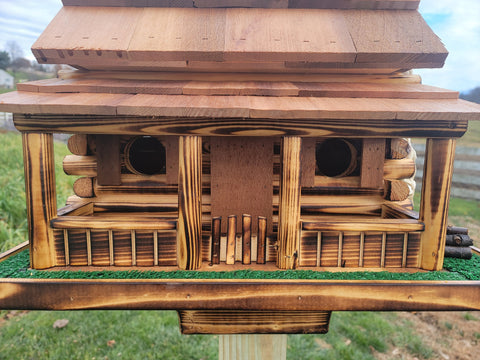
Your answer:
383;158;415;180
179;310;330;334
211;217;221;265
242;215;252;265
361;139;385;188
22;133;57;269
2;278;480;311
277;137;302;269
32;7;142;63
183;81;299;97
62;0;193;6
95;135;121;186
289;0;420;9
177;136;203;270
58;70;422;83
344;10;447;66
224;9;356;63
0;241;29;263
256;217;267;264
301;138;316;187
226;216;237;265
51;216;177;230
194;0;288;7
128;8;226;62
302;219;424;232
11;114;470;139
210;137;273;234
420;139;456;271
18;78;187;96
293;82;458;99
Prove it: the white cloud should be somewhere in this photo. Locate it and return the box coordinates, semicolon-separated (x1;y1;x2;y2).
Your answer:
418;0;480;92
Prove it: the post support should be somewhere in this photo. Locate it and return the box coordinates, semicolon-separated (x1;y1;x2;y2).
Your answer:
177;136;203;270
420;138;456;270
219;335;287;360
22;132;57;269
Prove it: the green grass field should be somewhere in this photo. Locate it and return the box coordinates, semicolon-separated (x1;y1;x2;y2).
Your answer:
0;131;479;359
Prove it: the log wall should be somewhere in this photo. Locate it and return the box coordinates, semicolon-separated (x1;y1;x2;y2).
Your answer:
54;135;421;269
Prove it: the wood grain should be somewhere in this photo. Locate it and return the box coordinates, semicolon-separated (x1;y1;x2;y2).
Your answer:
361;139;385;188
1;278;479;311
178;310;330;334
277;137;302;269
210;137;273;234
22;133;57;269
419;138;456;270
177;136;203;270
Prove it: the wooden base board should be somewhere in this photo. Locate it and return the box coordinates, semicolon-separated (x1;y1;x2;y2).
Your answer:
178;310;331;334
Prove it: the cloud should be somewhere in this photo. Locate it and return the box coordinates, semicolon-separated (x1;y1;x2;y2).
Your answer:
0;0;62;59
418;0;480;92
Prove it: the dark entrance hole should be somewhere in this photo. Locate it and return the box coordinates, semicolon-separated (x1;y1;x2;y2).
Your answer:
125;136;166;175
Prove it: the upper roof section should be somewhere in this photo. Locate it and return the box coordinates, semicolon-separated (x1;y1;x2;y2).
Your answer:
32;1;446;73
61;0;420;10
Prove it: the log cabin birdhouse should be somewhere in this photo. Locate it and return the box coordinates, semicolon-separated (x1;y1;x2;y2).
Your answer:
1;0;480;335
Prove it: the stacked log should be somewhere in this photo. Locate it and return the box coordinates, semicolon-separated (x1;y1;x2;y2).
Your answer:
444;226;473;259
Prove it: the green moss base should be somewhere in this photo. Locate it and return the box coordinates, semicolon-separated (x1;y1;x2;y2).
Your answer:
1;250;479;281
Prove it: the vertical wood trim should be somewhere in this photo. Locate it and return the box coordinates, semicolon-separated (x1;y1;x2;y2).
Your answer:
381;232;387;268
95;135;121;186
63;230;70;266
361;139;386;188
257;217;267;264
226;215;237;265
359;232;365;267
242;214;252;265
86;229;92;266
420;138;456;270
337;232;343;267
177;136;203;270
154;231;159;266
211;217;221;265
131;230;136;266
277;137;302;269
108;230;114;266
316;231;322;267
22;132;57;269
402;232;408;268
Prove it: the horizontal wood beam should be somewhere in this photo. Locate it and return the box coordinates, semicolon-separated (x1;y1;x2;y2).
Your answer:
13;115;468;138
51;216;177;230
302;219;424;232
0;278;479;311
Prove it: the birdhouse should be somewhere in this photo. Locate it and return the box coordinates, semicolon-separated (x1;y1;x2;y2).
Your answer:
1;0;480;335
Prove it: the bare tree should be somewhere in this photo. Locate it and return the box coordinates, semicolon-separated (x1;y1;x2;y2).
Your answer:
5;40;24;61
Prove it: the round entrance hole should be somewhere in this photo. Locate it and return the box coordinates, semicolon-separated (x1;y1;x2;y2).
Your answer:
125;136;166;175
316;139;358;177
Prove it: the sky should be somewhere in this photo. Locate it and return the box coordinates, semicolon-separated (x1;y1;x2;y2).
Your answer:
0;0;479;93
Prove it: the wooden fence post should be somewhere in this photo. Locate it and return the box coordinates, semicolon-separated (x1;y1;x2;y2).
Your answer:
177;136;202;270
277;136;302;269
419;138;456;270
22;132;57;269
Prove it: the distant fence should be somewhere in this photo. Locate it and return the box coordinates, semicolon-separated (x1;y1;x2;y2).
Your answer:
415;143;480;201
